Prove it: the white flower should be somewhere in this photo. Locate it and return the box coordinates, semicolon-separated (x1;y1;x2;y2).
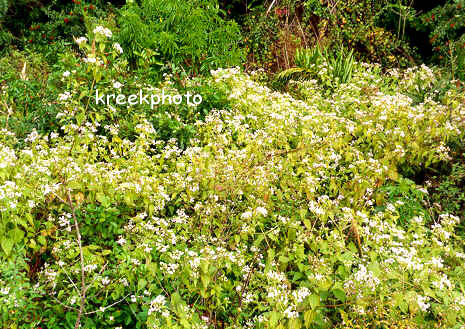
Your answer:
386;203;396;212
101;277;110;285
113;43;123;54
417;295;430;312
75;37;87;45
93;25;112;38
148;295;167;315
429;256;443;268
0;287;10;295
241;211;253;219
255;207;268;217
113;81;123;89
293;287;311;303
63;71;70;77
83;57;97;64
283;307;298;319
58;92;71;101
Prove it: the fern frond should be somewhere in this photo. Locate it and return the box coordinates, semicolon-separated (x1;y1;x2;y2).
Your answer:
0;0;8;21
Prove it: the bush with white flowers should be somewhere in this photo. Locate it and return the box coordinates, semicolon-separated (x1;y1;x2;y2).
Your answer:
1;25;465;329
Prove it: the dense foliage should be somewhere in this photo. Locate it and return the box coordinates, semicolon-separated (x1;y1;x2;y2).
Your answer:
1;1;465;329
116;0;244;75
414;0;465;80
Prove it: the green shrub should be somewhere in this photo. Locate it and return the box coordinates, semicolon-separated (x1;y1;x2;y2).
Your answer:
429;161;465;232
414;0;465;80
0;50;63;145
303;0;415;67
376;178;431;227
117;0;245;74
3;12;465;329
0;247;43;328
0;0;112;62
241;5;280;71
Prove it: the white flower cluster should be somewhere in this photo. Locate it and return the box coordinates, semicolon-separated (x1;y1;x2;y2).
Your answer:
93;25;112;38
113;42;123;54
344;264;380;297
240;206;268;219
58;91;71;101
75;36;87;45
83;57;103;65
417;295;430;312
432;273;453;291
135;119;156;136
0;146;16;169
148;295;166;315
58;212;73;232
292;286;311;304
0;181;21;210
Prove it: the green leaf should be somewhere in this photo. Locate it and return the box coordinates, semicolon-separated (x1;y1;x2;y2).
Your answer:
304;310;315;327
269;311;280;327
96;192;110;207
332;288;346;302
171;292;182;307
288;318;301;329
308;294;320;309
180;318;191;328
446;309;457;325
1;238;13;256
138;278;147;291
399;299;408;313
10;227;24;243
101;249;112;256
38;235;46;246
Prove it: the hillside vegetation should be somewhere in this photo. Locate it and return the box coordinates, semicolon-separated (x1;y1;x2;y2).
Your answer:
0;1;464;328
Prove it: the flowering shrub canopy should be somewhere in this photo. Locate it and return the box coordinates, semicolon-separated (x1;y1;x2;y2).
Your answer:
0;27;465;329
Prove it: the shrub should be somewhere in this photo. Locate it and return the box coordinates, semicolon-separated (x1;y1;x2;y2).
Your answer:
414;0;465;80
428;161;465;234
302;0;415;67
117;0;245;74
0;0;112;61
1;31;465;327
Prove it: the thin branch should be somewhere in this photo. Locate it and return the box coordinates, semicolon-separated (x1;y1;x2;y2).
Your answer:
57;261;80;295
50;191;67;204
84;293;132;315
265;0;277;16
50;295;80;312
84;262;108;294
67;189;87;329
